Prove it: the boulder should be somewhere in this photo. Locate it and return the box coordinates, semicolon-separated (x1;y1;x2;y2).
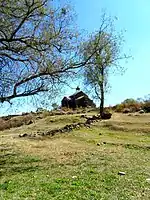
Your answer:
80;114;86;118
123;108;131;114
19;133;28;137
101;112;112;119
139;109;145;114
118;171;126;176
26;120;33;125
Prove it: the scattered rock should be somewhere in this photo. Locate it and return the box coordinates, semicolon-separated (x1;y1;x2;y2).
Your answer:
128;114;132;116
36;116;42;120
19;133;28;137
123;108;131;114
139;109;145;114
118;171;126;176
44;130;50;135
86;119;92;125
22;112;29;116
72;176;77;179
146;178;150;183
18;114;106;139
85;124;91;128
97;143;100;146
80;114;86;118
79;123;84;127
101;112;112;119
103;142;107;144
76;125;80;129
26;120;33;125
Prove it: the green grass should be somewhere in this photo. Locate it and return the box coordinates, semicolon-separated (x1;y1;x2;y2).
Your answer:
0;113;150;199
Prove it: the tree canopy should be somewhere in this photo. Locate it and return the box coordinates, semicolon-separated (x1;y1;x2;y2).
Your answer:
0;0;85;103
81;14;129;115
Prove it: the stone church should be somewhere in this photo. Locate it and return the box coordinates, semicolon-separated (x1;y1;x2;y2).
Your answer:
61;87;96;109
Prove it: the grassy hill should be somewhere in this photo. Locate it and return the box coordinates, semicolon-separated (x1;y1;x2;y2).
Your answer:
0;111;150;199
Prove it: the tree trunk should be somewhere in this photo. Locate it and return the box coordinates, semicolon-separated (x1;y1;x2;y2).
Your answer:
100;84;104;116
100;67;104;117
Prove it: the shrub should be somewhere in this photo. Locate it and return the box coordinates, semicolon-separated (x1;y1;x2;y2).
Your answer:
142;101;150;113
0;114;34;131
114;103;124;112
114;99;142;113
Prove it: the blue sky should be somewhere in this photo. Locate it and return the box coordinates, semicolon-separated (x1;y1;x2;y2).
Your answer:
72;0;150;106
0;0;150;115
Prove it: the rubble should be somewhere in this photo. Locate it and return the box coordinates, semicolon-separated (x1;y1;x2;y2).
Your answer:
19;113;112;138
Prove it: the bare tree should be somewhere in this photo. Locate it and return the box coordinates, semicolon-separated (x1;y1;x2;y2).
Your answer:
81;14;130;116
0;0;85;103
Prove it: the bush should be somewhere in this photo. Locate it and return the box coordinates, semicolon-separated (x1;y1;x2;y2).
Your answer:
0;114;34;131
142;101;150;113
112;96;150;113
114;104;125;112
114;99;141;113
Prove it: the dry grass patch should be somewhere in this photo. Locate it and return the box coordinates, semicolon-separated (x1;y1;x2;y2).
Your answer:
0;114;87;138
0;114;34;131
100;113;150;133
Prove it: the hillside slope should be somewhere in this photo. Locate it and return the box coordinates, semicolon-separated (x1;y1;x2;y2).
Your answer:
0;112;150;199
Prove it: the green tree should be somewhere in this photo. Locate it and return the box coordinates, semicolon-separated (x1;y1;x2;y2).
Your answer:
142;94;150;112
122;98;137;104
51;102;59;110
82;14;130;116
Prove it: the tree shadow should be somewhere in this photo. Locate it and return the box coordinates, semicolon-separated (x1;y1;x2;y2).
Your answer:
0;150;42;177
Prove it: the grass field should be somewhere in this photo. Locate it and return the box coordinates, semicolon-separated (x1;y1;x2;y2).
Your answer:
0;112;150;200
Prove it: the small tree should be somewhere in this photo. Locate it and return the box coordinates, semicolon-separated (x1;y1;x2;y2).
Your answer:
51;103;59;110
82;14;130;116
